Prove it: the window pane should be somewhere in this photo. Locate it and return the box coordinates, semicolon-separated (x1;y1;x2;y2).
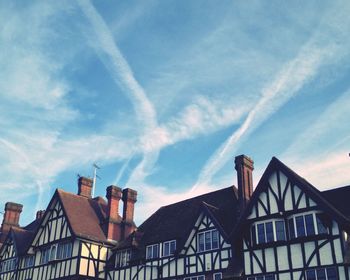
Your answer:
305;214;315;236
170;240;176;254
205;231;211;250
288;218;295;239
256;276;264;280
257;223;266;244
163;242;170;256
275;221;286;241
214;273;222;280
265;222;274;242
316;268;326;280
251;225;257;245
265;275;275;280
146;247;152;259
212;230;219;249
153;244;159;258
316;214;328;234
326;267;337;280
198;233;205;252
306;269;316;280
295;216;306;237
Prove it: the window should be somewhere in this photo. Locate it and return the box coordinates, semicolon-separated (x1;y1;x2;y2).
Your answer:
40;247;50;264
289;213;328;239
305;267;337;280
247;275;275;280
57;242;73;259
23;255;35;268
163;240;176;257
0;258;17;272
214;272;222;280
116;249;131;267
146;244;159;259
198;229;219;252
252;220;285;245
184;275;205;280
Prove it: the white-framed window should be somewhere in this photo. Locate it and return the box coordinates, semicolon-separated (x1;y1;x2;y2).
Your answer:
0;258;17;272
251;220;286;245
57;242;73;260
305;267;337;280
198;229;219;252
146;244;159;259
214;272;222;280
115;249;131;267
163;240;176;257
184;275;205;280
23;255;35;268
288;212;328;239
40;242;73;264
247;274;275;280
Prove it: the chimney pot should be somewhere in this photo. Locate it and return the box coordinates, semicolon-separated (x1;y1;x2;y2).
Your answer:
78;176;93;198
36;210;45;220
0;202;23;244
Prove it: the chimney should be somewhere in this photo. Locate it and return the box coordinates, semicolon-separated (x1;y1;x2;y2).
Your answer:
78;176;93;198
0;202;23;243
105;185;123;241
235;154;254;216
122;188;137;239
36;210;45;220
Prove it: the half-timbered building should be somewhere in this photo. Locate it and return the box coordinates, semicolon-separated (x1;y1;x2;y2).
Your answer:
0;176;138;280
232;157;350;280
105;155;254;280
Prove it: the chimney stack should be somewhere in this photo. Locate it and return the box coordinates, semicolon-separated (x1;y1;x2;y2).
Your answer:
78;176;93;198
235;155;254;216
0;202;23;243
105;185;123;241
36;210;45;220
122;188;137;239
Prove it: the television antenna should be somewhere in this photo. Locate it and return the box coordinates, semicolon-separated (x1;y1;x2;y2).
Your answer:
92;163;101;197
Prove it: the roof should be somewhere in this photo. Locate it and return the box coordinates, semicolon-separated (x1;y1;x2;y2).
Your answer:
322;185;350;218
116;187;238;258
57;189;114;243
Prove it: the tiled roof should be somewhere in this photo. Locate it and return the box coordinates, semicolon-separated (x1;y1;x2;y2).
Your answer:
57;190;116;243
322;185;350;218
116;187;238;259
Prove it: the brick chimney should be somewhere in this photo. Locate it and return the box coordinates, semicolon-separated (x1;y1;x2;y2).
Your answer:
235;155;254;217
105;185;123;241
78;176;93;198
0;202;23;243
36;210;45;220
122;188;137;239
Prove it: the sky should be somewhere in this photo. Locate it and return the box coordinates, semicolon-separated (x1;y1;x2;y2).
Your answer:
1;0;350;226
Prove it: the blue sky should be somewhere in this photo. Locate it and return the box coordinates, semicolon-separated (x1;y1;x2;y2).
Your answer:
1;0;350;225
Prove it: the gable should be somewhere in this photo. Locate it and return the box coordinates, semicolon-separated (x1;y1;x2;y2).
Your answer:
32;197;72;247
0;235;16;260
247;170;318;220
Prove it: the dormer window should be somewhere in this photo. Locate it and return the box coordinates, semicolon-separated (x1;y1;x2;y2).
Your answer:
23;255;35;268
146;244;159;259
116;249;131;267
163;240;176;257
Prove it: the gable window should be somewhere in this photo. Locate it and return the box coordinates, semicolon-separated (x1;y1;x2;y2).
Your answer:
23;255;35;268
57;242;73;259
40;247;50;264
116;249;131;267
305;267;337;280
0;258;17;272
146;244;159;259
198;229;219;252
163;240;176;257
252;220;285;245
289;212;328;239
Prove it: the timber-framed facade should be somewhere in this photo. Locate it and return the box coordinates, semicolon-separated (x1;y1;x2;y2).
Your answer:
0;155;349;280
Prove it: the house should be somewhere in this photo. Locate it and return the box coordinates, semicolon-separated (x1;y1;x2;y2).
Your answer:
105;155;254;280
0;176;138;280
232;157;350;280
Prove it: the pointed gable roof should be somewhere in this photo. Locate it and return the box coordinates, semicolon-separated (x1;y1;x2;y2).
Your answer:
115;187;238;259
232;157;350;240
56;189;112;243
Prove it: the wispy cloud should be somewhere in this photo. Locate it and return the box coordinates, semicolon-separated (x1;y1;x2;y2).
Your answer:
194;41;336;188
